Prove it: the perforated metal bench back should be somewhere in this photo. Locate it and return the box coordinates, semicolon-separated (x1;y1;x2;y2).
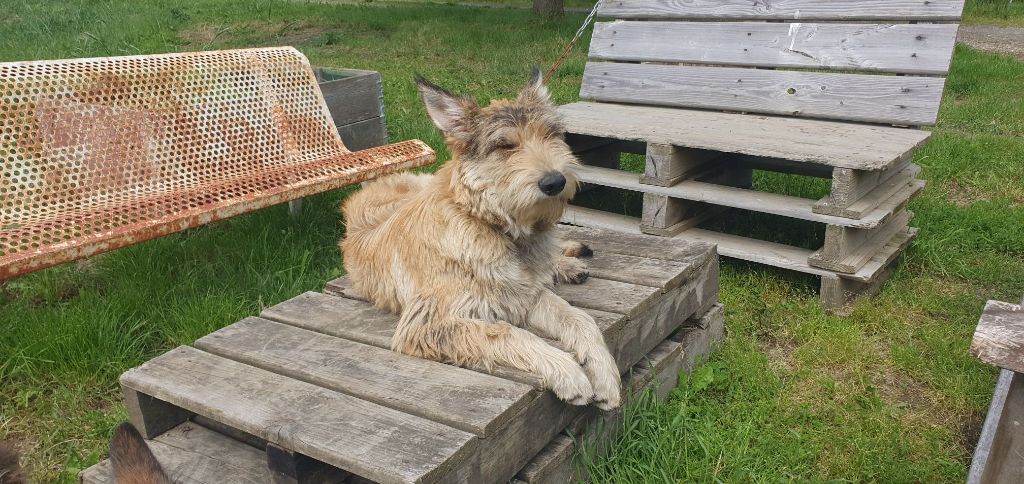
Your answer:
582;0;964;126
1;47;435;278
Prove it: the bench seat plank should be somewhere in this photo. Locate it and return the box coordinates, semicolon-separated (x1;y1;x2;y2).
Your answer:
194;317;536;437
120;346;479;484
558;102;929;171
581;62;945;126
598;0;966;21
972;300;1024;374
590;21;958;75
575;164;923;228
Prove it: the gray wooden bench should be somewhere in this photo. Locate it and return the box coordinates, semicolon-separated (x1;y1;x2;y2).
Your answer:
558;0;964;312
969;296;1024;484
0;48;434;280
79;225;722;483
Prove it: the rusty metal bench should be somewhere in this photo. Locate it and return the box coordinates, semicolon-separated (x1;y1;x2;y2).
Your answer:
559;0;964;312
0;47;434;279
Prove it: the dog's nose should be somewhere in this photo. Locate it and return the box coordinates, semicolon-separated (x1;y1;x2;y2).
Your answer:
538;171;567;196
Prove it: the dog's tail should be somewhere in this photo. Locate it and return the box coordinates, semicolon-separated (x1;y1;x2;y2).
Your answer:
341;172;432;235
109;422;171;484
0;441;26;484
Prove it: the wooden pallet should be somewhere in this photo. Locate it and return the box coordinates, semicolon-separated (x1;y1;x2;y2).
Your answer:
553;1;962;313
80;225;721;483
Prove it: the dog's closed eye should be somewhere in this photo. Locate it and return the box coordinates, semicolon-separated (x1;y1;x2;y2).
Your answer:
493;140;518;151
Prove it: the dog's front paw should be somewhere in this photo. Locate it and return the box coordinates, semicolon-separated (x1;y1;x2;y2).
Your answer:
549;363;595;406
584;352;622;410
555;256;589;285
590;367;622;410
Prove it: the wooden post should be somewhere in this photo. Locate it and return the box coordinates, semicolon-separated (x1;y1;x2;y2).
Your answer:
809;210;912;273
122;388;193;439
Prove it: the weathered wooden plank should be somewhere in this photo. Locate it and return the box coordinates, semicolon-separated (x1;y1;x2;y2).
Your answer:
79;422;271;484
580;62;945;126
598;0;966;21
809;210;913;274
558;223;713;268
557;102;931;171
575;164;903;228
120;346;479;484
583;251;693;289
736;155;836;179
590;21;958;75
972;300;1024;374
195;317;535;437
553;277;660;316
968;369;1024;484
316;68;385;127
819;255;900;315
818;158;915;211
814;165;924;218
641;143;722;187
562;207;912;284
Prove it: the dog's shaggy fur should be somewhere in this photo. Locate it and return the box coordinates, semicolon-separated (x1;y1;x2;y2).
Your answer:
340;70;621;409
109;422;171;484
0;441;26;484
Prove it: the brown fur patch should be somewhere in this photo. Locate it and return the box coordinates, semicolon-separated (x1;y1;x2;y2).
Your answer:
0;441;25;484
110;423;171;484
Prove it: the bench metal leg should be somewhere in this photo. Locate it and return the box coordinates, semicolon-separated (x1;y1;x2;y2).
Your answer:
288;199;304;218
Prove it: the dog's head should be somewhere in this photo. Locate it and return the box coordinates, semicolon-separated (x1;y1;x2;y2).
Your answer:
416;69;577;237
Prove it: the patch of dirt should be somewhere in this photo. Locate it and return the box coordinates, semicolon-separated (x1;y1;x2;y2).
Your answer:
958;25;1024;61
946;179;990;208
179;20;332;47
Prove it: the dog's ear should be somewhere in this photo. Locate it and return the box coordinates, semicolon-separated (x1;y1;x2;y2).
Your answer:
415;75;476;135
109;422;172;484
520;66;551;105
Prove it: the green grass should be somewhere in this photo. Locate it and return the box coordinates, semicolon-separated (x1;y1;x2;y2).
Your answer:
965;0;1024;26
1;1;1022;482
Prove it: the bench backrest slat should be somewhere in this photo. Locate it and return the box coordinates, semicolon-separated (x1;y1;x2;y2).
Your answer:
598;0;966;21
591;21;958;76
581;1;964;127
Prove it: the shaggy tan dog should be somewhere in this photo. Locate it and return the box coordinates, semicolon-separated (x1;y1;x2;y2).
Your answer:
340;70;621;409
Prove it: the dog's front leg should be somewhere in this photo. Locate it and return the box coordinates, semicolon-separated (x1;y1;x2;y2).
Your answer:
527;290;622;410
392;297;595;405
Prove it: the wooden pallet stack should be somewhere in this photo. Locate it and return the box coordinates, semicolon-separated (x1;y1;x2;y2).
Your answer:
556;0;964;312
79;225;723;483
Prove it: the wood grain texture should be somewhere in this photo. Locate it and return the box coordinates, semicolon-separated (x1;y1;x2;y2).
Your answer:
598;0;966;21
590;21;958;75
580;62;945;125
809;210;913;274
641;143;721;187
79;422;270;484
814;165;923;218
562;207;912;284
557;102;931;170
194;317;534;437
558;223;713;268
972;300;1024;374
575;164;901;228
120;346;479;484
